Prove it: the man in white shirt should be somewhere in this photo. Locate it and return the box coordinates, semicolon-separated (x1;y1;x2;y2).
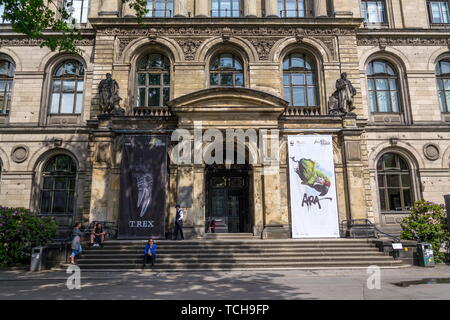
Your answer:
173;204;184;240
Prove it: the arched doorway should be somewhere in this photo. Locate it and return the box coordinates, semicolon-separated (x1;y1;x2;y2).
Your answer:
205;164;251;233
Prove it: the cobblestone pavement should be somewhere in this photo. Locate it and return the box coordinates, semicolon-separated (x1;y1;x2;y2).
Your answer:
0;265;449;300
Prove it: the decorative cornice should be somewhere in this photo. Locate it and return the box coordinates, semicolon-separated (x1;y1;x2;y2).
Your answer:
0;37;94;47
357;35;450;46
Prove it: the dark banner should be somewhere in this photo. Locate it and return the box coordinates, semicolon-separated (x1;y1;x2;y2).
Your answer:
118;135;167;239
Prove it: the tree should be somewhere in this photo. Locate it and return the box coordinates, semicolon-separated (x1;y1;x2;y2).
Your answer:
0;0;148;53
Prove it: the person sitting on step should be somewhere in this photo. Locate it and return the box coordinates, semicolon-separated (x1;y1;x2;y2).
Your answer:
143;239;157;269
89;223;106;247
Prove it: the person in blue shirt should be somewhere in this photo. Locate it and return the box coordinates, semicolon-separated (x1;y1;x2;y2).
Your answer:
143;239;157;269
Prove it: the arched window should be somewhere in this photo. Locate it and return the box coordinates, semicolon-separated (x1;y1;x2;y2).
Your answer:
64;0;89;24
50;60;85;114
211;0;242;17
278;0;308;17
145;0;174;17
366;60;400;113
283;53;318;107
210;53;244;87
436;60;450;112
136;53;170;107
377;153;413;213
0;58;15;114
40;155;77;215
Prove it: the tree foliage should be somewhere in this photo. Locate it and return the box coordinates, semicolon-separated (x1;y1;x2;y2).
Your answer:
0;0;148;53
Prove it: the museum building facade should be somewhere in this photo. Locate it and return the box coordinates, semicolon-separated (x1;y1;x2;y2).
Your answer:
0;0;449;239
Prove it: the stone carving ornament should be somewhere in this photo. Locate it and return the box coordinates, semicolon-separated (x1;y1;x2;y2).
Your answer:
423;143;440;161
11;145;29;163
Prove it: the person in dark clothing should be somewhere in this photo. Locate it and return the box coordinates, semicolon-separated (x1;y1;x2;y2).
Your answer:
143;239;157;268
173;204;184;240
89;223;106;247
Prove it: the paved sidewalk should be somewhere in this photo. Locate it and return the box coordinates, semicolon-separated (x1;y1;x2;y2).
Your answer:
0;265;449;300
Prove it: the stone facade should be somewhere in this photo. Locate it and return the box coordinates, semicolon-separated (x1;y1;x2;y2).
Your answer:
0;0;449;238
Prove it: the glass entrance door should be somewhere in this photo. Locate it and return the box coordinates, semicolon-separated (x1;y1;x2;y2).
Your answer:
206;166;250;233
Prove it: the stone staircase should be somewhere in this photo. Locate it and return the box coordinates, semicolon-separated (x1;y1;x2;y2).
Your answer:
73;238;410;270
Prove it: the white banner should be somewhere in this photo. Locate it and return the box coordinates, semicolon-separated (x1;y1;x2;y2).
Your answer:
288;135;340;238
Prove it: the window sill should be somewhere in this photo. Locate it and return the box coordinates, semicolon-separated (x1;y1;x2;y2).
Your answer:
380;211;410;215
429;23;450;29
363;23;390;29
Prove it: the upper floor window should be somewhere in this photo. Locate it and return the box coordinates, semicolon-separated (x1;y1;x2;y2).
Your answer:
210;53;244;87
366;60;400;113
145;0;173;17
64;0;89;24
50;60;85;114
283;53;318;107
428;0;450;24
361;0;387;24
136;53;170;107
211;0;242;17
40;154;77;215
377;153;413;213
436;60;450;112
0;59;15;114
0;4;10;24
278;0;307;17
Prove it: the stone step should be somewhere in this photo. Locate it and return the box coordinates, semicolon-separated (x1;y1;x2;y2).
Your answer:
97;243;378;249
78;255;394;264
101;239;374;245
80;251;386;259
74;260;406;270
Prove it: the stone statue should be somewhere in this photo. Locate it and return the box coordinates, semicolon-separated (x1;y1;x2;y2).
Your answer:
329;73;357;116
98;73;125;115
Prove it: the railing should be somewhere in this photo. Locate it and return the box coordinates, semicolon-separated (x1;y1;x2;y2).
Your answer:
283;105;321;117
133;106;173;117
341;219;401;241
210;9;243;17
145;9;173;18
279;9;312;18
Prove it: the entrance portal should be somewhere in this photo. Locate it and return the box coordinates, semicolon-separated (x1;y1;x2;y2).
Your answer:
206;165;251;233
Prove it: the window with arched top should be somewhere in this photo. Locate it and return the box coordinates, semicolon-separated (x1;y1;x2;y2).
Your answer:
366;60;400;113
0;58;15;114
283;53;318;107
377;153;413;213
145;0;174;17
50;60;85;114
40;155;77;215
64;0;89;24
136;53;170;107
210;53;244;87
436;60;450;112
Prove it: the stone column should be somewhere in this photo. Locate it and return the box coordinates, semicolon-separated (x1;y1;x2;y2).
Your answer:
252;166;264;237
174;0;188;17
341;129;371;221
195;0;209;17
264;0;279;17
244;0;258;17
314;0;328;17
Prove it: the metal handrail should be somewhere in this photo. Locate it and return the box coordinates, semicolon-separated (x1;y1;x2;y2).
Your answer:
342;218;401;242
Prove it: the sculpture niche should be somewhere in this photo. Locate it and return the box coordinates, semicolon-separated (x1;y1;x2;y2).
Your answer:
329;73;357;116
98;73;125;116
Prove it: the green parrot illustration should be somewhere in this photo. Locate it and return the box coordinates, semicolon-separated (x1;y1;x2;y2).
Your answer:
291;158;331;196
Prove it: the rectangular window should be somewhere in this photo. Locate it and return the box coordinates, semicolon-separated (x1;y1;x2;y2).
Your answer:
211;0;241;17
428;1;450;23
361;0;386;24
64;0;89;24
0;4;10;24
146;0;174;17
278;0;307;17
